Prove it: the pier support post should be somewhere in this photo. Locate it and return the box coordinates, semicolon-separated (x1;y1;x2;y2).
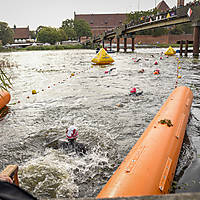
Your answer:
109;39;112;51
117;37;120;52
180;40;183;57
124;36;127;53
193;22;200;57
102;39;105;48
185;40;188;57
131;36;135;52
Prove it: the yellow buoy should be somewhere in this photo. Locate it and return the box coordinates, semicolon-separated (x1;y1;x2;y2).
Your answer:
164;46;176;56
91;48;114;65
32;90;37;94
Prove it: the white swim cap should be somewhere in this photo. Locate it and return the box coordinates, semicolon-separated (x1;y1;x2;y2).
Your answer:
66;126;78;140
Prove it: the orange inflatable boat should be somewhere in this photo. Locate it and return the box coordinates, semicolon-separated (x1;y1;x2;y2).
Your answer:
97;86;193;198
0;89;11;110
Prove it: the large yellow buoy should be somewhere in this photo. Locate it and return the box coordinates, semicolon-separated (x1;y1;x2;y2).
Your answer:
97;86;193;198
164;46;176;56
91;48;114;65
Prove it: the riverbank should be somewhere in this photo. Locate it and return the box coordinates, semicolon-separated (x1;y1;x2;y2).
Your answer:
0;44;90;53
0;43;192;53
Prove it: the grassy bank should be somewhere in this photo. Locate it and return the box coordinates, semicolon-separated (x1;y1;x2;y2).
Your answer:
24;44;85;51
0;44;91;52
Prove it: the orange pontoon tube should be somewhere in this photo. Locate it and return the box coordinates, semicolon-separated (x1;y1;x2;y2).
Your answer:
97;86;193;198
0;89;11;110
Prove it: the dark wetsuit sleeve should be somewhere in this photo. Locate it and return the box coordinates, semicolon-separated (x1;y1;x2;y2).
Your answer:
136;91;143;96
75;143;87;155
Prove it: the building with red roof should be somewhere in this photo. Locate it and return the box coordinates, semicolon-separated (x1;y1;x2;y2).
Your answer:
12;26;32;43
156;0;170;12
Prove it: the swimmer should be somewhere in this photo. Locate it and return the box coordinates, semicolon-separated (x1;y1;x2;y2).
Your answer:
153;69;160;75
46;126;87;156
129;88;143;96
138;69;144;73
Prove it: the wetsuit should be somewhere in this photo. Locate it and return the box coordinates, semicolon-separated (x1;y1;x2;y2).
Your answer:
58;140;87;156
46;139;87;156
129;91;143;96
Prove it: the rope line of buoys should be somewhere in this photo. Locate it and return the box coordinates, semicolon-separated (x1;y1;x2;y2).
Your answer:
175;57;182;88
15;70;83;104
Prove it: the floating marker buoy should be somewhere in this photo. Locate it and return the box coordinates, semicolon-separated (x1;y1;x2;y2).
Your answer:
32;90;37;94
160;57;163;60
17;100;20;103
105;71;109;74
165;46;176;56
154;61;158;65
71;73;75;76
178;66;181;69
91;48;114;65
27;96;30;99
178;75;182;79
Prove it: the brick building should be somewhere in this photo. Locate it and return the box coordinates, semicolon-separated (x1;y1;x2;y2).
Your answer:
156;0;170;12
74;12;127;36
75;0;191;45
12;26;32;43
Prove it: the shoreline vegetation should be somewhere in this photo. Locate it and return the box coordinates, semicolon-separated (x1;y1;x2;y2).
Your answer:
0;43;191;53
0;44;89;52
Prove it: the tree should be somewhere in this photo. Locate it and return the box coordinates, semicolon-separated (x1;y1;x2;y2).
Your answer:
0;22;13;45
61;19;92;41
74;19;92;41
30;31;36;39
61;19;77;40
37;27;67;44
169;25;184;35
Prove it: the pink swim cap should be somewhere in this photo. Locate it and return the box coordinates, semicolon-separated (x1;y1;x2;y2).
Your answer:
130;88;136;93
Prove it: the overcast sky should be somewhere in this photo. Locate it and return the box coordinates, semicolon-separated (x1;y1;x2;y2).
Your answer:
0;0;191;30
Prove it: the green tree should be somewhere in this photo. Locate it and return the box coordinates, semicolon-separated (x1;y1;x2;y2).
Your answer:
152;27;169;36
61;19;92;41
61;19;77;40
37;27;67;44
169;25;184;35
0;22;13;45
30;31;36;39
74;19;92;41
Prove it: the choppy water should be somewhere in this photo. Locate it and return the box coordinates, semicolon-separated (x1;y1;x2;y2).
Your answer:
0;49;200;199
